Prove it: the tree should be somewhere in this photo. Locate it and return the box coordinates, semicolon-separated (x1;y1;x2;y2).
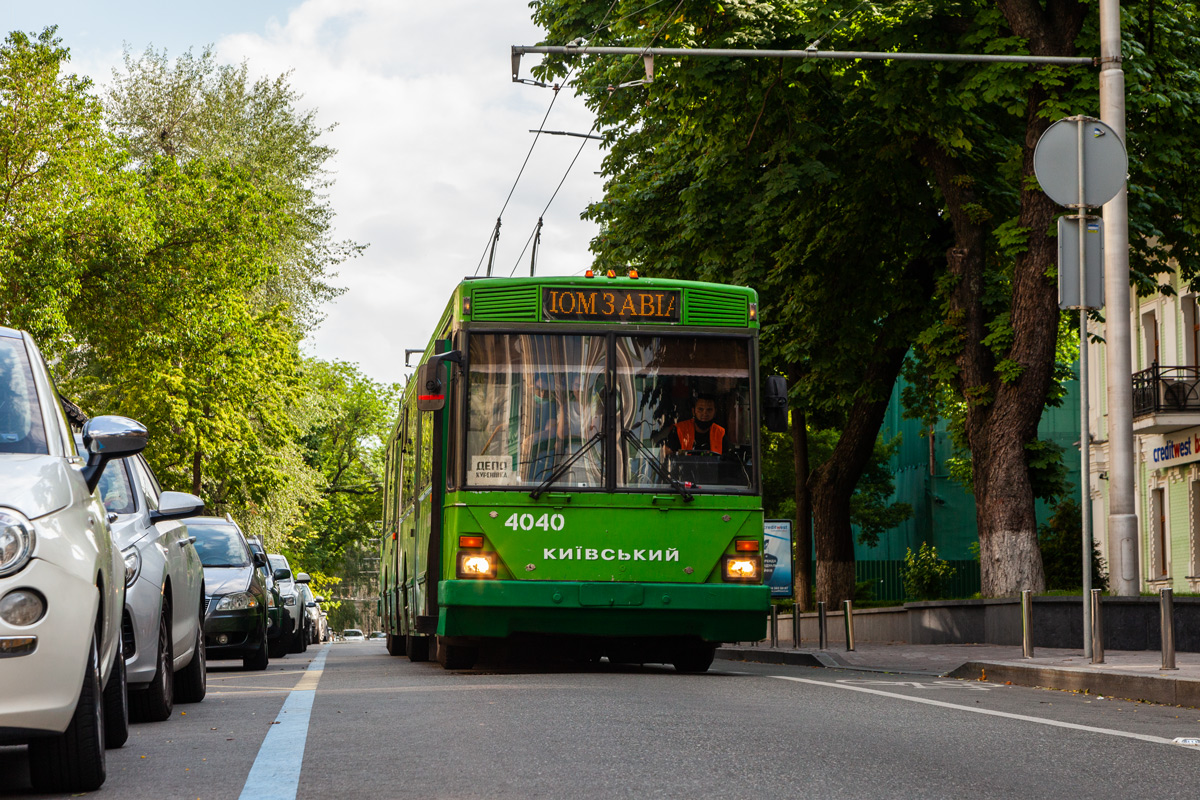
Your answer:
105;45;354;333
0;28;113;343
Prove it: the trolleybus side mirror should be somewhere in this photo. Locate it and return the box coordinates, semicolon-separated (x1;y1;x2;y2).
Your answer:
763;375;788;432
416;350;462;412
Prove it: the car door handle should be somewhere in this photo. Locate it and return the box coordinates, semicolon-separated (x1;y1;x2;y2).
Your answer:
179;537;197;547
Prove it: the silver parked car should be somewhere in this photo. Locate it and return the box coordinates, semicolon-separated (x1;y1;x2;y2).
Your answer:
96;455;206;721
267;554;305;653
0;327;147;792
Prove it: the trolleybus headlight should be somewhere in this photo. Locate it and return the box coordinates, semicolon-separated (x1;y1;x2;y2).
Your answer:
457;551;497;579
722;555;761;583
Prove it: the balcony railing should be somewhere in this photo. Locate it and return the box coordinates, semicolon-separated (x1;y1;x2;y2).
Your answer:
1132;364;1200;418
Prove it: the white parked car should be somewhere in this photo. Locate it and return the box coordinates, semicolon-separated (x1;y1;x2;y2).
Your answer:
342;629;366;642
0;327;148;792
96;454;206;721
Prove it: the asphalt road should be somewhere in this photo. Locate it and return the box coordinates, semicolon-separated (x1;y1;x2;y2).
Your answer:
2;642;1198;799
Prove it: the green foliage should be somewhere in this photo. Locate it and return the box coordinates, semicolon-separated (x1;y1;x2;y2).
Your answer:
1038;498;1109;592
901;542;957;601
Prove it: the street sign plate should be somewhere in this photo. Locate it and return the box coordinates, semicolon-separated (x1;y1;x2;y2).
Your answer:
1034;117;1127;208
1058;215;1104;309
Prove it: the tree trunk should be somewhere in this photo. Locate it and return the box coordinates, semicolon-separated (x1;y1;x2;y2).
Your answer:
917;0;1085;596
791;406;812;611
191;449;202;496
809;345;909;606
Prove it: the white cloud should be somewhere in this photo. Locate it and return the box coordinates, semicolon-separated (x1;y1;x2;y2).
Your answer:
218;0;607;384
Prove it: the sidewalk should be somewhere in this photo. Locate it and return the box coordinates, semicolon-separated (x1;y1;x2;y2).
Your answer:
716;641;1200;707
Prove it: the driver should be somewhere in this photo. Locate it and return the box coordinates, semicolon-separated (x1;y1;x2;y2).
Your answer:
663;394;724;456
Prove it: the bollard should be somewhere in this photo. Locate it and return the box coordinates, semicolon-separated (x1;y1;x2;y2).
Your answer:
792;606;801;650
1021;590;1034;658
843;599;855;652
1161;587;1178;670
817;601;828;650
1090;589;1105;664
770;605;779;648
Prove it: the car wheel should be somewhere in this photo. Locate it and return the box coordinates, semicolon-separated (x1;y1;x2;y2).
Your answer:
175;621;207;704
268;638;288;659
386;633;406;656
130;607;174;722
102;635;129;748
671;641;716;674
28;631;106;792
243;634;269;671
406;634;430;662
289;624;305;654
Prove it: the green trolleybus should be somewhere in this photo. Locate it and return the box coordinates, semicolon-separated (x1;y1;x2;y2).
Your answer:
378;273;787;671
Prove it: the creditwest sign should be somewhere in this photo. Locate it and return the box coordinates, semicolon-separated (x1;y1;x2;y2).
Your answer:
542;287;680;323
1150;426;1200;470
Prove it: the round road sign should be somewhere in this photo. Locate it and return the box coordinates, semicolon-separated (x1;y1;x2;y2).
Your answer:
1033;116;1127;208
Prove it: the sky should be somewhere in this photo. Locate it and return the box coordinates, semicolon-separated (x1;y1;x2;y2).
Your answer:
2;0;607;386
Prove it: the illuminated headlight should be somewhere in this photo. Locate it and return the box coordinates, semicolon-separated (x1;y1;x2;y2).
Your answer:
456;551;497;579
284;595;296;606
0;589;46;626
122;547;142;587
0;509;36;578
722;555;761;583
216;592;259;611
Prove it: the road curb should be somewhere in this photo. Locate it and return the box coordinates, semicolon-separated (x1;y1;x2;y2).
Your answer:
947;661;1200;708
716;646;835;668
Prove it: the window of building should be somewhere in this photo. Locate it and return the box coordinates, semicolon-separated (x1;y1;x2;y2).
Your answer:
1151;486;1168;579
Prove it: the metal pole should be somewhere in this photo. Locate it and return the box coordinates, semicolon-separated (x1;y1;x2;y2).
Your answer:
1076;117;1094;660
513;44;1094;66
1091;589;1105;664
1160;587;1177;670
817;601;827;650
843;600;855;652
1021;590;1035;658
1099;0;1139;598
792;605;801;650
770;605;779;648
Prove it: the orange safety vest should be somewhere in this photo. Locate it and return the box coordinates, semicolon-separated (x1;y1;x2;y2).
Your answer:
675;420;724;453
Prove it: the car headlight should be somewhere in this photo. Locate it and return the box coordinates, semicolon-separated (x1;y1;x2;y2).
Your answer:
283;595;296;606
215;592;259;611
456;551;497;579
0;509;36;578
122;547;142;587
722;555;761;583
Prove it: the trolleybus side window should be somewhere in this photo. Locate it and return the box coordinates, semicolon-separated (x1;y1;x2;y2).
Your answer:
401;404;415;510
615;335;753;492
419;408;433;492
466;333;606;489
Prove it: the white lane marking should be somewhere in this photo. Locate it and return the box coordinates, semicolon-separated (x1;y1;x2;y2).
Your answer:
238;646;330;800
836;679;993;691
771;675;1190;748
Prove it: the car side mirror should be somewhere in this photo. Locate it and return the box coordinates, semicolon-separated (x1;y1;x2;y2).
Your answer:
273;567;291;581
151;491;206;523
763;375;789;433
294;572;311;584
253;551;267;568
416;349;462;411
314;596;324;603
80;416;148;493
306;602;317;608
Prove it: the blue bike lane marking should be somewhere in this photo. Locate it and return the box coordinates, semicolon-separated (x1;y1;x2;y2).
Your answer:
238;645;330;800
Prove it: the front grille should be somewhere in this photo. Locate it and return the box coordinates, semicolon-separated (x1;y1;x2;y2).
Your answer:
121;609;136;658
685;288;749;327
470;285;540;321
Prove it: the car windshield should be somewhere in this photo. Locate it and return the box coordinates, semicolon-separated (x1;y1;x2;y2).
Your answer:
467;333;606;488
0;337;48;455
345;629;363;637
268;555;289;574
189;523;252;567
97;461;137;515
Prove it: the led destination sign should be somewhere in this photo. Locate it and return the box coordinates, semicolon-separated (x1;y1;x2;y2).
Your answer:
542;287;681;323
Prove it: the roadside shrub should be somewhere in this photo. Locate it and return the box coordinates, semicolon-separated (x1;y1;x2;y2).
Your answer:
1038;498;1109;592
901;542;956;601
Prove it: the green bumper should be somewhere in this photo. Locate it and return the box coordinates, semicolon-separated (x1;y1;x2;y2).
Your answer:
438;580;769;642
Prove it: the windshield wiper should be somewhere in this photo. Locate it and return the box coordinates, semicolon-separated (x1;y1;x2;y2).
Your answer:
621;429;693;502
529;431;604;499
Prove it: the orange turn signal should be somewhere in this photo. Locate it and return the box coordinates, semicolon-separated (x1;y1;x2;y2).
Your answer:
735;539;759;552
459;535;484;548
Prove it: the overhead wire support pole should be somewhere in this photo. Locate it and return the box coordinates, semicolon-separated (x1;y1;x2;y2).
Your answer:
530;217;543;277
486;217;501;278
512;44;1096;68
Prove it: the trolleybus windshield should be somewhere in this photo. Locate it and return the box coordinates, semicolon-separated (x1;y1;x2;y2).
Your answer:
464;332;753;493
